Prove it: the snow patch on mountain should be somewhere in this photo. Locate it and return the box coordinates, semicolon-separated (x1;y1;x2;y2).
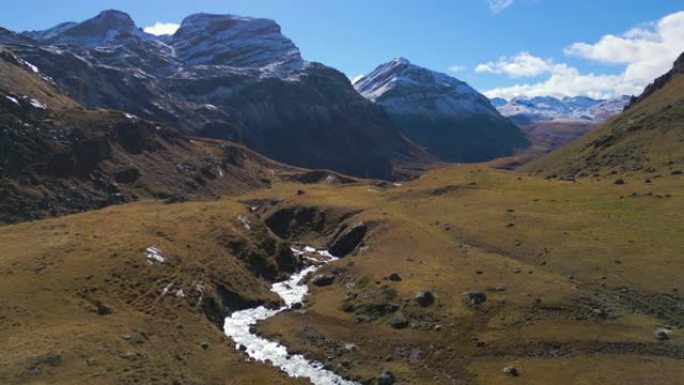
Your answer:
33;10;151;47
494;95;631;124
354;58;500;119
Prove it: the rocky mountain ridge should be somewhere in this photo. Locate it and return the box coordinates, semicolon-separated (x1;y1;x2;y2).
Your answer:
3;10;436;179
354;58;529;162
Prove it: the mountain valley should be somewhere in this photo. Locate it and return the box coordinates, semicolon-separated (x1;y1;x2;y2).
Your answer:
0;6;682;385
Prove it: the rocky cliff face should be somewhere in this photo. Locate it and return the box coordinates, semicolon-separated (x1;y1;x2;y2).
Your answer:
5;10;434;179
355;58;529;162
0;46;296;224
171;13;303;69
625;51;684;109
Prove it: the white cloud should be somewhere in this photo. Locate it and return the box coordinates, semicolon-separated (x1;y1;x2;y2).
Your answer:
489;0;514;14
483;69;642;100
448;65;467;73
143;22;180;36
475;52;569;77
564;11;684;84
480;11;684;99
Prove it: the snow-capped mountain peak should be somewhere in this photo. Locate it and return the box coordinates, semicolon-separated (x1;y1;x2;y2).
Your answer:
353;58;528;162
354;58;497;118
171;13;303;68
26;10;148;47
494;95;631;124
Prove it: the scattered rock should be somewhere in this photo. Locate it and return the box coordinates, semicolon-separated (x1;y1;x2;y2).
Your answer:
463;291;487;308
503;366;520;377
312;273;336;286
25;352;62;374
377;370;396;385
415;290;435;307
388;273;402;282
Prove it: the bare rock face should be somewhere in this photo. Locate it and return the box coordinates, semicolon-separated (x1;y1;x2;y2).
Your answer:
328;222;367;257
11;10;434;180
626;52;684;109
171;13;303;68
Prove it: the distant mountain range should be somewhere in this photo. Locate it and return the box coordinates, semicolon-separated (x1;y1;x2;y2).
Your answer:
524;52;684;178
354;58;529;162
491;95;631;124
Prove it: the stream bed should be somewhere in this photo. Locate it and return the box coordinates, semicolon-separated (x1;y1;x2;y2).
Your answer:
223;247;359;385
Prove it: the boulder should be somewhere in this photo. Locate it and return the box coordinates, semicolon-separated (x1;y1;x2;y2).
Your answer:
415;290;435;307
503;366;519;377
388;273;402;282
312;273;335;287
95;301;112;315
654;327;671;341
377;370;396;385
328;222;367;257
463;291;487;308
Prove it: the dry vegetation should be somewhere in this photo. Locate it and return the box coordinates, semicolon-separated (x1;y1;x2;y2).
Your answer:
1;163;681;385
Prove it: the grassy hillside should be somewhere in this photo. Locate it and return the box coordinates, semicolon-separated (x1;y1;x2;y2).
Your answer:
0;199;314;385
522;54;684;180
2;164;680;384
256;165;683;385
0;46;309;224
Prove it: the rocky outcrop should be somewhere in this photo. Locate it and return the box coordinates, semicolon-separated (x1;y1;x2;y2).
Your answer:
328;222;367;257
625;52;684;109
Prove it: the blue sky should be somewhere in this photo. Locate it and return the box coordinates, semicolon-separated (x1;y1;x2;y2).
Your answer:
2;1;683;99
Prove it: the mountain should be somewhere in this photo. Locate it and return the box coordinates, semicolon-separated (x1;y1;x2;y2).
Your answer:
171;13;303;68
22;9;147;47
354;58;529;162
4;10;435;180
494;95;631;125
523;52;684;179
0;45;304;224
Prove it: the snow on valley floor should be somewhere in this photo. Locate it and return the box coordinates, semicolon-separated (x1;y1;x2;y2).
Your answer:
223;246;359;385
